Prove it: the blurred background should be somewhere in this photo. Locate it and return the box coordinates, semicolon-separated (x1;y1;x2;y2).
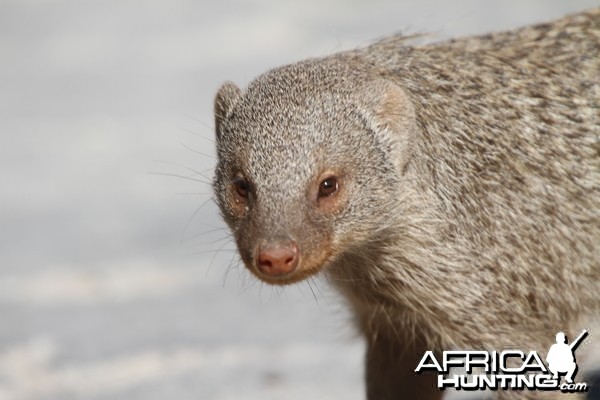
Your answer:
1;1;598;399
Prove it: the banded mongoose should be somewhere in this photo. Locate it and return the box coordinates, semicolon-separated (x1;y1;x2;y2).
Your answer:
212;9;599;400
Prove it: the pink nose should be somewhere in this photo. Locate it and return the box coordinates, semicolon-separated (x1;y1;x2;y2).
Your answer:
256;240;299;276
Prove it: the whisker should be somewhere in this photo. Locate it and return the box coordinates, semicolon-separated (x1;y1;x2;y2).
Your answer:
174;192;212;196
180;140;216;160
151;160;215;183
182;114;215;133
187;248;238;256
310;276;330;307
306;279;320;306
181;196;214;242
222;253;241;288
205;238;235;277
148;171;210;185
184;227;229;241
198;235;232;246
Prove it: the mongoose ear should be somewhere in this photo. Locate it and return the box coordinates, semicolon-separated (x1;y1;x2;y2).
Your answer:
366;81;416;173
214;81;242;141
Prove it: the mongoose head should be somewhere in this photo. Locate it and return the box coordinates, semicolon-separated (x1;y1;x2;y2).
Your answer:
213;56;416;285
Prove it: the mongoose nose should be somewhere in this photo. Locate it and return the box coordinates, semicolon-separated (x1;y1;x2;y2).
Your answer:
256;240;299;277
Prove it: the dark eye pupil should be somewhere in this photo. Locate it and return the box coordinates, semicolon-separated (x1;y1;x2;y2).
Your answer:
319;177;338;197
234;179;250;198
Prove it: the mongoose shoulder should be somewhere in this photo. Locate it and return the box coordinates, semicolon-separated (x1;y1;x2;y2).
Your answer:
213;9;599;400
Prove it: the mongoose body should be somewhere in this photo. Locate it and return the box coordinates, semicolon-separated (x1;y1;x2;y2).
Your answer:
213;9;599;399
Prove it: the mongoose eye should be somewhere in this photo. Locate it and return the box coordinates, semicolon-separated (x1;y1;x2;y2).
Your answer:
233;177;251;199
318;176;339;198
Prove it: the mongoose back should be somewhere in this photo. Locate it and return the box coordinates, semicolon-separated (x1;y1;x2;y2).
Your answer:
212;9;599;400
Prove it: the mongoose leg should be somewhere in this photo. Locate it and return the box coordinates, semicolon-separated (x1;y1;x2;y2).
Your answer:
366;334;442;400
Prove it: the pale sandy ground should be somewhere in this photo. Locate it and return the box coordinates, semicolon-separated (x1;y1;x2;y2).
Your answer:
0;1;598;399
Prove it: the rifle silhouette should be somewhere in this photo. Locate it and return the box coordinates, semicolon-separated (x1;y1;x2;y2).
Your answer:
569;330;588;351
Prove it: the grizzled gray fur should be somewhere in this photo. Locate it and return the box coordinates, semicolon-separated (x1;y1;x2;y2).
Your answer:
213;9;599;400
